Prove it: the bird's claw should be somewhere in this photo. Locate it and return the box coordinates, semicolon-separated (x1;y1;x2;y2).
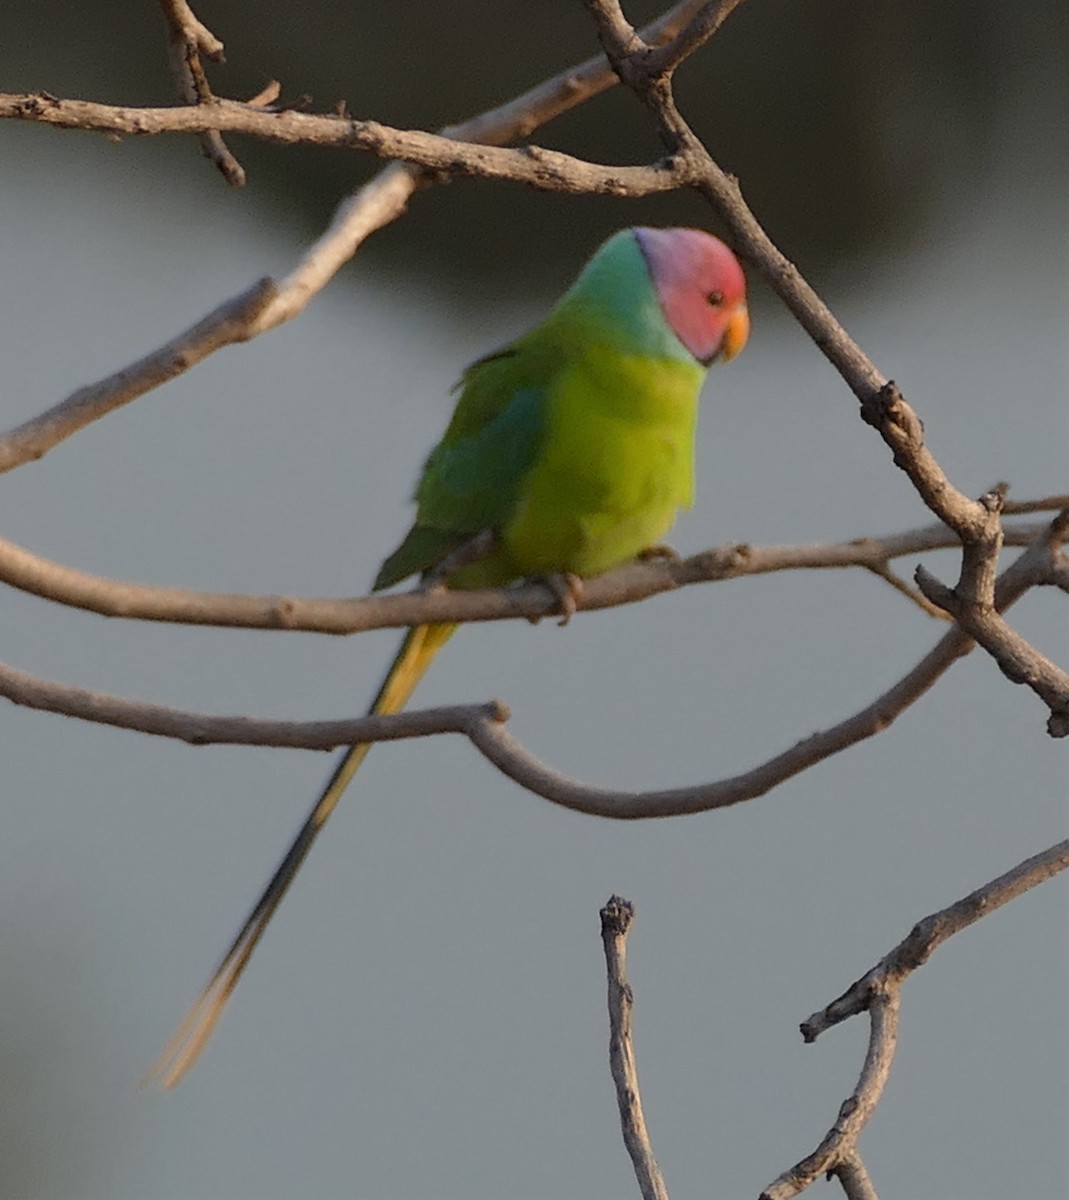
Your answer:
637;543;681;563
538;571;583;626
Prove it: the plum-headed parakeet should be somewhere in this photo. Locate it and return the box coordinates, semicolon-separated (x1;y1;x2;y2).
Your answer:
151;226;749;1085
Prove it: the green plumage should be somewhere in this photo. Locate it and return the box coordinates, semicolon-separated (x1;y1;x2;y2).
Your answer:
374;230;705;592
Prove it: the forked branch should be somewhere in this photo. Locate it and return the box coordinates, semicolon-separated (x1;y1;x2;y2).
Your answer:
760;838;1069;1198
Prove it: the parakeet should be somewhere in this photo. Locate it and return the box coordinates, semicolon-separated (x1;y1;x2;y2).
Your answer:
150;226;749;1086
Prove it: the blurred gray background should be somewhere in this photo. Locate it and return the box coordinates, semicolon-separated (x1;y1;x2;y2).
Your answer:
1;3;1066;1198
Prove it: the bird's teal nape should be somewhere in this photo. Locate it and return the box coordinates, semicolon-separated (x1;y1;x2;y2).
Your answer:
148;227;749;1087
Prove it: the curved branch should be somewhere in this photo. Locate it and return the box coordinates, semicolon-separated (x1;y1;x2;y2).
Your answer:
760;989;897;1200
0;655;504;748
760;837;1069;1198
0;519;1050;633
0;530;1055;821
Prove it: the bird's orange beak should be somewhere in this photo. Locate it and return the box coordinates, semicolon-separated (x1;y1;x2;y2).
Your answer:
718;302;750;363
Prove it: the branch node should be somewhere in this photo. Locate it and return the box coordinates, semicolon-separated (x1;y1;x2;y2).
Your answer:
858;380;905;430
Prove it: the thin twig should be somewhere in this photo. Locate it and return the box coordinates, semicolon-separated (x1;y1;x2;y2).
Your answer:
463;522;1059;818
600;897;670;1200
157;0;245;186
862;561;951;620
644;0;748;77
1002;492;1069;515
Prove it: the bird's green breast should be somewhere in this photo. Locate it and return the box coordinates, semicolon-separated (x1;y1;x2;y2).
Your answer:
498;340;704;579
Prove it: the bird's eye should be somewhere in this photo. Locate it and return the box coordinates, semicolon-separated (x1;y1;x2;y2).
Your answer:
705;290;724;307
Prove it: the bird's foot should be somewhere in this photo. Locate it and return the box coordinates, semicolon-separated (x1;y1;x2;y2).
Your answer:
534;571;583;627
637;543;681;564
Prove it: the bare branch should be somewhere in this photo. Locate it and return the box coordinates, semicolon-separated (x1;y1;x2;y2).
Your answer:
802;837;1069;1042
584;0;746;84
578;20;1068;737
0;654;505;748
0;518;1050;633
918;564;1069;735
158;0;224;59
644;0;749;77
463;534;1056;817
1002;492;1069;515
436;0;718;145
829;1150;880;1200
760;989;897;1200
585;0;648;73
914;508;1069;735
0;279;277;475
157;0;245;186
762;838;1069;1198
600;897;670;1200
0;1;729;470
862;561;951;620
3;526;1053;822
0;94;684;195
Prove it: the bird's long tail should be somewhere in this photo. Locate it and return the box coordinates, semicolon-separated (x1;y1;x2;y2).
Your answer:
147;621;458;1088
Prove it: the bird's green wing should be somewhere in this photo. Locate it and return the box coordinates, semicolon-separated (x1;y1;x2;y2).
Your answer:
373;342;551;590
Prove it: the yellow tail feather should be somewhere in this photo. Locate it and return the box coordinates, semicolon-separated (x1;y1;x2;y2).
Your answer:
146;622;458;1088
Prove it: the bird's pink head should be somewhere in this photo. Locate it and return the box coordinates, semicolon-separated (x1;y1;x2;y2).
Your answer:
634;227;749;366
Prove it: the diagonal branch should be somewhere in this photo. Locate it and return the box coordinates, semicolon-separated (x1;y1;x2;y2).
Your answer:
761;837;1069;1198
580;4;1069;737
801;838;1069;1041
0;279;277;475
